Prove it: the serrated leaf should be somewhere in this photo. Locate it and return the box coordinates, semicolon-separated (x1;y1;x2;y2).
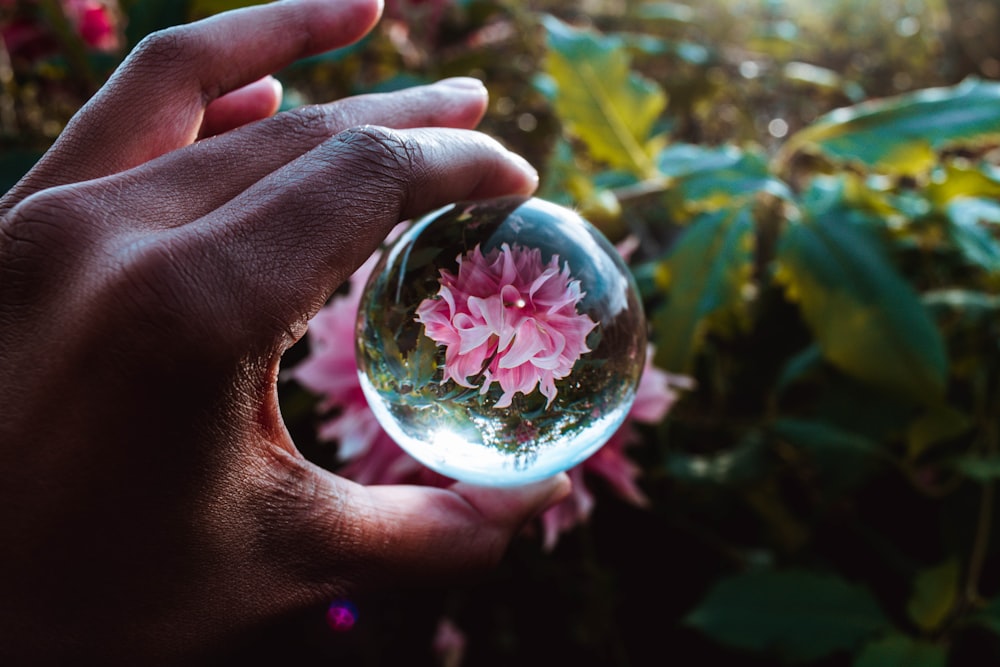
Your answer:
651;206;755;372
907;559;959;632
686;570;890;662
775;207;948;404
780;77;1000;175
854;634;949;667
543;15;667;178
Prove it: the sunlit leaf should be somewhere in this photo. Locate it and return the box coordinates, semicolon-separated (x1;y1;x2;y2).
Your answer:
907;559;959;632
686;570;890;662
651;206;755;372
779;77;1000;175
927;163;1000;205
658;143;792;218
854;634;949;667
775;204;948;404
944;198;1000;273
633;2;696;23
543;15;667;178
618;33;711;65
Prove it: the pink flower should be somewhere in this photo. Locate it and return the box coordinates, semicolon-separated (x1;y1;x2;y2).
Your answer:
62;0;118;51
432;617;466;667
415;243;597;409
537;350;693;550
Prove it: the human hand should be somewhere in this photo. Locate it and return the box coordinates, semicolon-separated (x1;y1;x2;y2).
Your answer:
0;0;569;664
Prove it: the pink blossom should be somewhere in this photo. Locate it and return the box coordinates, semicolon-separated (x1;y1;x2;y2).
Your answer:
537;348;690;551
432;617;466;667
415;243;597;409
62;0;118;51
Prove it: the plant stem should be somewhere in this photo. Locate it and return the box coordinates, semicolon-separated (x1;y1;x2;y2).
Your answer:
965;398;999;607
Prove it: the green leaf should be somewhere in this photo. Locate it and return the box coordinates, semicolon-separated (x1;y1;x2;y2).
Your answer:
664;430;769;485
123;0;190;48
907;405;973;459
658;143;792;216
955;455;1000;482
542;14;667;178
771;418;884;496
780;77;1000;175
907;559;959;632
772;418;882;456
775;206;948;404
854;634;948;667
944;198;1000;273
651;206;755;372
971;596;1000;635
686;570;890;662
633;2;696;23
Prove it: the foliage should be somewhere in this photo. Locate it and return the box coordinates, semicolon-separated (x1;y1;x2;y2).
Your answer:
4;0;1000;665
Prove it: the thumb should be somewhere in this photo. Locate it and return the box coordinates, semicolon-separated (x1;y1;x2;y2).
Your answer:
279;465;571;591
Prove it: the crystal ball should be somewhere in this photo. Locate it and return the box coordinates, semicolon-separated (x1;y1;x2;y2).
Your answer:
355;196;647;487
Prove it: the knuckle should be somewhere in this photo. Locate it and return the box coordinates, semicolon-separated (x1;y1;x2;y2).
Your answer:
0;192;97;276
329;125;427;214
127;26;199;72
335;125;424;176
275;104;339;144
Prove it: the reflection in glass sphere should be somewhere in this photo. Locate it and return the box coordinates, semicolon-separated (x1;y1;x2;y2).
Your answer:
355;196;647;486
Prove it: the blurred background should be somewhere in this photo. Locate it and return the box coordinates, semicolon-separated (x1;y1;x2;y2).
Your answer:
4;1;1000;665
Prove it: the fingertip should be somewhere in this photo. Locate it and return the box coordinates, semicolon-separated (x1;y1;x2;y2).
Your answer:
546;472;573;508
505;150;540;195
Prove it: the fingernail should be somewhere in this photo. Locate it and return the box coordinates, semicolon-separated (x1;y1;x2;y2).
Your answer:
508;150;539;185
543;472;572;508
437;77;487;93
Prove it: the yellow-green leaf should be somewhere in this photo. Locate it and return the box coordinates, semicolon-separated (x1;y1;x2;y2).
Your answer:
778;77;1000;176
854;634;948;667
651;206;755;372
907;559;960;632
543;15;667;178
775;206;948;404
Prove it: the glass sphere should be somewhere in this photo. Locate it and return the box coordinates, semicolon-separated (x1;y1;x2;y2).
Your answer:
355;196;647;487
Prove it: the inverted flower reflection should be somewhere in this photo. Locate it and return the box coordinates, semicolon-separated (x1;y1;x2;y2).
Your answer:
290;236;691;548
415;243;597;409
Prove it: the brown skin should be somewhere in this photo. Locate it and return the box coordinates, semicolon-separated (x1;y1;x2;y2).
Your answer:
0;0;570;664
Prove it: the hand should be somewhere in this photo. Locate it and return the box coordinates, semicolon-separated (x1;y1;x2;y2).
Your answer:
0;1;569;664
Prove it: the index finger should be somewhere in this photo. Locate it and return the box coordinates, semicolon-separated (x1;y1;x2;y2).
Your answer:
3;0;383;211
